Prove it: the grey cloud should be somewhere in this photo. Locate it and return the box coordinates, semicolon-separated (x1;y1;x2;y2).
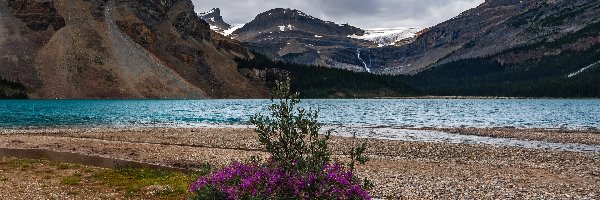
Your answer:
192;0;484;28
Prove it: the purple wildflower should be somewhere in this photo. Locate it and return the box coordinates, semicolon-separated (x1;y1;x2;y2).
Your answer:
189;161;371;200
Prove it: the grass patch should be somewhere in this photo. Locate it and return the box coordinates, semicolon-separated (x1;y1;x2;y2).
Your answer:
57;163;79;170
0;156;211;199
91;167;209;199
61;175;81;186
3;158;41;171
7;158;40;168
19;164;31;171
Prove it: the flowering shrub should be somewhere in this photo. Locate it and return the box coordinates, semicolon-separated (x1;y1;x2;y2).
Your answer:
189;162;370;200
250;78;331;174
189;79;372;199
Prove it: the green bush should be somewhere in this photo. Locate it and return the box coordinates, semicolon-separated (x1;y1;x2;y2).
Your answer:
251;78;331;173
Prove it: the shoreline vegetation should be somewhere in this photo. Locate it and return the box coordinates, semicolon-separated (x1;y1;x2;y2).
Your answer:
1;127;599;199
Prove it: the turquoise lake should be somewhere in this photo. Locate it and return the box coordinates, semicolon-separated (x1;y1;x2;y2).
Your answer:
0;99;598;130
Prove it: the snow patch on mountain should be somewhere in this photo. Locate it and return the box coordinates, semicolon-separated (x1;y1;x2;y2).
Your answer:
350;27;421;47
567;60;600;78
223;24;245;36
278;24;294;32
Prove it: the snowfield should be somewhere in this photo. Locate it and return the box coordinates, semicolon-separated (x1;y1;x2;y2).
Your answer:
350;27;421;47
222;24;245;36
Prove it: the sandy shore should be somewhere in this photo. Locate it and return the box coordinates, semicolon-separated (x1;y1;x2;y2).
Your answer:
1;127;599;199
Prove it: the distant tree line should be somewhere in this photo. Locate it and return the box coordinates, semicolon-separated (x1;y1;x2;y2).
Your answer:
236;44;600;98
405;43;600;98
236;53;420;98
0;77;28;99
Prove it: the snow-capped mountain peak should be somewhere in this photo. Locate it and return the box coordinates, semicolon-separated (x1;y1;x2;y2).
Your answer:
233;8;364;38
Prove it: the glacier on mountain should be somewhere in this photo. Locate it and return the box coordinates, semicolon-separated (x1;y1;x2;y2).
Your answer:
223;24;245;36
350;27;421;47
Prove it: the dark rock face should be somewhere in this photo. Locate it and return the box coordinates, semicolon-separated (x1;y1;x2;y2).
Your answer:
211;33;252;58
232;8;371;72
127;0;177;25
115;0;210;43
83;0;107;21
485;0;521;7
239;68;290;86
6;0;65;31
116;21;157;47
199;8;231;32
173;10;211;41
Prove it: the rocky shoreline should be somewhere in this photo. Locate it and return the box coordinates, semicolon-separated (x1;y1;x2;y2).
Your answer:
0;127;599;199
411;127;600;146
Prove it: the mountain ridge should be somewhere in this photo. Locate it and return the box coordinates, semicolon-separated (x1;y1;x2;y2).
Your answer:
230;8;379;72
371;0;600;75
222;0;599;97
221;0;599;77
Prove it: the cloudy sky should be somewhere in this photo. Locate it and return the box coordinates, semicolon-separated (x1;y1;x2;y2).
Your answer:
191;0;485;29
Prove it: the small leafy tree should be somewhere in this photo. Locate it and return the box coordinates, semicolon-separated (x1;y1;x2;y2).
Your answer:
348;138;369;174
250;78;331;173
348;132;373;190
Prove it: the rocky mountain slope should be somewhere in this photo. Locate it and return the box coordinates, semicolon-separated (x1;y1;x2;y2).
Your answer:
230;8;381;72
0;0;266;99
371;0;600;75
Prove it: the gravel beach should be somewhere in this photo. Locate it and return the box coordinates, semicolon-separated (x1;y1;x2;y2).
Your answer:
1;127;599;199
